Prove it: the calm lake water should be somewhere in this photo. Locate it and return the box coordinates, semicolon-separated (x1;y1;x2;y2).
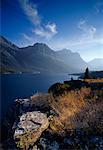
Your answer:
0;73;78;120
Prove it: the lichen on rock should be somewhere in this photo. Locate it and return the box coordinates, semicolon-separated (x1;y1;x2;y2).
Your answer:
13;111;49;149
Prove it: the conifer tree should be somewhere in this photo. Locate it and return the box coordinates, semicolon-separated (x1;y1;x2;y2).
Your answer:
84;67;91;79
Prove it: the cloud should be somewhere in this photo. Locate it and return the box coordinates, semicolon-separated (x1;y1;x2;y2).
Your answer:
77;19;96;40
33;23;57;39
46;23;57;34
51;36;103;50
22;33;34;42
20;0;41;25
95;2;103;14
21;33;37;46
19;0;57;39
50;19;102;51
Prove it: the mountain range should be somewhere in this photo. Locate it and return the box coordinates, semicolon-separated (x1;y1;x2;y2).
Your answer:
0;36;102;73
88;58;103;71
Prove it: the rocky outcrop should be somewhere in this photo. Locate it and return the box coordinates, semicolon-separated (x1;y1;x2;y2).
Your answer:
1;82;103;150
48;80;89;96
13;111;49;149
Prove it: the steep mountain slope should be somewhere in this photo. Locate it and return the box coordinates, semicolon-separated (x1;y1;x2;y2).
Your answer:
0;36;88;73
88;58;103;71
57;49;87;71
16;43;74;73
0;36;21;72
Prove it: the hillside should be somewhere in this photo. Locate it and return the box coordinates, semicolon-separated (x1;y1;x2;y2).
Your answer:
88;58;103;71
0;36;87;74
1;78;103;149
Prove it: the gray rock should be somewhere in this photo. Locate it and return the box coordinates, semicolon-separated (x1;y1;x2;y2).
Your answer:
13;111;49;149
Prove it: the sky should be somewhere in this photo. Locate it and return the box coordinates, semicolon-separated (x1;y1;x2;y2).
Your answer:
1;0;103;61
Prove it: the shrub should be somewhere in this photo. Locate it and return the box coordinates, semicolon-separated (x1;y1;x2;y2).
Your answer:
48;87;103;135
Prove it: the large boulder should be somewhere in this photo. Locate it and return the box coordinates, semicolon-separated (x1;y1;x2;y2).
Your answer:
13;111;49;149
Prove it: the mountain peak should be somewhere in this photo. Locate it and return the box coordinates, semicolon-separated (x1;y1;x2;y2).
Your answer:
58;49;72;53
33;43;50;49
0;36;88;73
32;42;54;54
88;58;103;71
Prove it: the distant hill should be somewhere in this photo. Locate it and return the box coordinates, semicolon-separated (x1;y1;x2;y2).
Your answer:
0;36;88;73
88;58;103;71
57;49;87;71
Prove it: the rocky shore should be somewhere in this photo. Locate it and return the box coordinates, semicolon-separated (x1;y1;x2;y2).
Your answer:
1;79;103;150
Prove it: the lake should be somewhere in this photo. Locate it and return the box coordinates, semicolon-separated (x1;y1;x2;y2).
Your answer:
0;73;78;121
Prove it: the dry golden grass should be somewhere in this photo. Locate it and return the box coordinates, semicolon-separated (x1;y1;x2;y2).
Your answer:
30;93;50;110
83;78;103;83
27;85;103;136
49;87;103;135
